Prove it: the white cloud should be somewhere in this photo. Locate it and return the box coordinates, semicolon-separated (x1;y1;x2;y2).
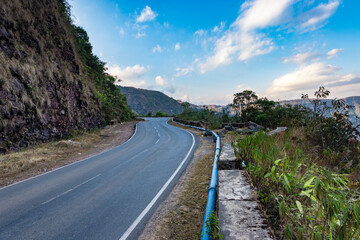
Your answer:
212;21;226;33
237;0;292;31
136;6;158;23
299;0;340;32
283;48;344;65
265;62;360;100
198;0;292;73
152;44;163;53
174;43;181;51
194;29;206;37
119;28;125;35
106;64;150;88
174;66;194;77
155;75;167;86
327;48;343;59
135;32;146;38
283;52;321;65
155;75;176;93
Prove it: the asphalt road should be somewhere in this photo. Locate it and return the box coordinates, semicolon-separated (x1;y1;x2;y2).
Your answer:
0;118;199;240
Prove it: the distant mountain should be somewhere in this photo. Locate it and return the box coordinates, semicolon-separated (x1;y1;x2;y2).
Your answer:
118;86;184;115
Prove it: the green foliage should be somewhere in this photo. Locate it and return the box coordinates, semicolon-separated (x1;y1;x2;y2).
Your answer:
234;131;360;239
154;111;169;117
59;0;134;123
231;90;311;128
202;213;223;240
231;90;258;118
302;87;359;153
177;107;222;129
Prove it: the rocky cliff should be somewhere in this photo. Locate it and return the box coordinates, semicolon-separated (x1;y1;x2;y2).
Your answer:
0;0;132;153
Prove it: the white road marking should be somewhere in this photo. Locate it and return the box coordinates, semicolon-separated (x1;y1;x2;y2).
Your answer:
0;124;138;191
118;130;196;240
155;139;160;144
41;174;101;205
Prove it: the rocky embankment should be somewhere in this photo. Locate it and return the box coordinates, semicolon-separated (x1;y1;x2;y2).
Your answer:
0;0;107;153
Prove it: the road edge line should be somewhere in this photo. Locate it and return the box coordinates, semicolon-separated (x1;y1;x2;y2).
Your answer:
0;123;139;191
118;125;196;240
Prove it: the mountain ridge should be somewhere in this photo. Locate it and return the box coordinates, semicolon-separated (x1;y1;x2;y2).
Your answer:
118;86;184;115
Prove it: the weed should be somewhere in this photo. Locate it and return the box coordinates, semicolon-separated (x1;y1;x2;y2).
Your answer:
204;213;223;240
233;131;360;239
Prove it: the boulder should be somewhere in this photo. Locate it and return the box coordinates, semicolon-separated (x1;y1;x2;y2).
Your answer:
268;127;287;136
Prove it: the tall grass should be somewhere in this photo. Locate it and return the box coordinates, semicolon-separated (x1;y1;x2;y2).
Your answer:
233;130;360;239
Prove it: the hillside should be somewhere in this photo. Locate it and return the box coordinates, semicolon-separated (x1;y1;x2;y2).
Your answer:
0;0;133;153
118;86;184;115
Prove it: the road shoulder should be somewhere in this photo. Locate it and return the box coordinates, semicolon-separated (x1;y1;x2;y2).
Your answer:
0;121;137;187
139;121;215;240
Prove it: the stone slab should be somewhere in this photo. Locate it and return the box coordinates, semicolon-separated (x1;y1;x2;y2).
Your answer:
220;142;237;161
219;170;255;201
219;142;240;169
219;200;273;240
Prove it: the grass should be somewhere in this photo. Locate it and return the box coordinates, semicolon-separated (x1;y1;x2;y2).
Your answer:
233;129;360;239
0;122;136;187
162;151;213;239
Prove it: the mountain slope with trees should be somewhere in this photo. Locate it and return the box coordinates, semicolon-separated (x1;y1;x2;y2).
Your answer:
118;86;184;115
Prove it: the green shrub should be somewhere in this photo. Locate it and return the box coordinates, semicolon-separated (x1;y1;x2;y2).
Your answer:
177;107;222;129
233;131;360;239
154;111;169;117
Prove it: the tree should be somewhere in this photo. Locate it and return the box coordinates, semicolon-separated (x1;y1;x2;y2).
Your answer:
181;102;190;109
231;90;258;120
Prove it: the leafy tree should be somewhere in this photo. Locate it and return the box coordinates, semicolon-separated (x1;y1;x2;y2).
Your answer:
154;111;169;117
231;90;258;120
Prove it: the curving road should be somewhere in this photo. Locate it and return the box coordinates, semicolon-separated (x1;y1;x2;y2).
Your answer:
0;118;199;240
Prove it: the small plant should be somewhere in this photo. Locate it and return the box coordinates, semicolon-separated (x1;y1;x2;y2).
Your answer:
204;213;223;240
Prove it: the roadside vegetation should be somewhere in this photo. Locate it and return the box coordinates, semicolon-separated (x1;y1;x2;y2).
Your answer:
176;86;360;239
144;111;170;117
176;102;224;129
0;122;136;187
60;0;134;123
232;87;360;239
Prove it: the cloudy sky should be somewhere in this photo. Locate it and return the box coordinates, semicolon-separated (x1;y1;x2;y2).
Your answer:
71;0;360;105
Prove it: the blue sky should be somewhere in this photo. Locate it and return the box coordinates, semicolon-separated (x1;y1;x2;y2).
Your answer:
71;0;360;105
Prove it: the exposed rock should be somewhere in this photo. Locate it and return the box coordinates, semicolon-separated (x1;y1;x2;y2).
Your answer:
237;128;253;135
249;121;264;130
224;124;234;131
203;130;212;137
268;127;287;136
0;0;105;153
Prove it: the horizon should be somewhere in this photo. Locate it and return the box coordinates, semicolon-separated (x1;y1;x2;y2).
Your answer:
71;0;360;105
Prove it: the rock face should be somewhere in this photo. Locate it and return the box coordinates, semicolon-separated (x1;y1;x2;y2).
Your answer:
0;0;103;152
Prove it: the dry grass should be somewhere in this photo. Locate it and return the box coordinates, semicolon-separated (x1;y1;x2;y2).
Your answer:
140;120;215;240
152;152;214;240
0;122;136;187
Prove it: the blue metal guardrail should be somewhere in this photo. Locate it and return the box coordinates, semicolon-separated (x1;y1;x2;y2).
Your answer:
171;119;220;240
